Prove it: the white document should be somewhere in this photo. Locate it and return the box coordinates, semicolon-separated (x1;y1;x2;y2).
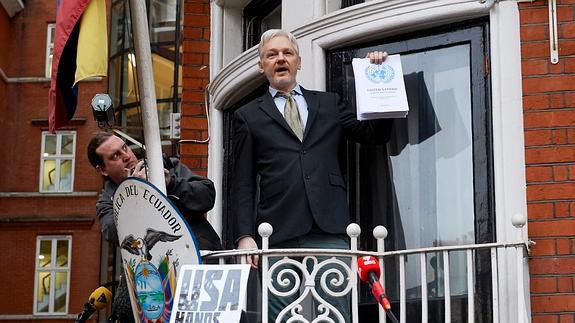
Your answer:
352;54;409;120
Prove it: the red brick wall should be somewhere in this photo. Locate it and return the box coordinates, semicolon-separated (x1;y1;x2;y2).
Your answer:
0;8;8;131
181;0;211;177
0;1;107;319
0;226;100;317
521;0;575;321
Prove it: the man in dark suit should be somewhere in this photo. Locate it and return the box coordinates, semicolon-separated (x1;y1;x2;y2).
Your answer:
231;29;391;322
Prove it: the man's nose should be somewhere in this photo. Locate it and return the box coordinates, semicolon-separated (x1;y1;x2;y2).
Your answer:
277;52;286;61
120;150;131;160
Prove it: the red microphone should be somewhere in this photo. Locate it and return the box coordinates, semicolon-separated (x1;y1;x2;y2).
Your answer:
357;256;392;311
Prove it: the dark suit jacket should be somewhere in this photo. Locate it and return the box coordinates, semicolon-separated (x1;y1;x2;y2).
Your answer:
232;87;391;245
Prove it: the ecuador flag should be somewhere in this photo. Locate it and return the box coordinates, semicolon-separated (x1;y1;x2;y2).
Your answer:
48;0;108;133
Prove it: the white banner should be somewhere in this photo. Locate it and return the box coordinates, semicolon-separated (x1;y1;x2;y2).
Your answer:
170;265;251;323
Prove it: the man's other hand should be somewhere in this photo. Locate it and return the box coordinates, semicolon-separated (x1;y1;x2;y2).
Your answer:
237;236;259;269
366;51;388;65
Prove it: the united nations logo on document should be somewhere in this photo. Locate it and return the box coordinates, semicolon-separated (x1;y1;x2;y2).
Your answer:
365;64;395;84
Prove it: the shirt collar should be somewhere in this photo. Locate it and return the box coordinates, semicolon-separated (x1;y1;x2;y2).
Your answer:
269;84;303;97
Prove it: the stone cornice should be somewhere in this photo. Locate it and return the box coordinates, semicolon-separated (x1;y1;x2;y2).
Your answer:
209;0;494;110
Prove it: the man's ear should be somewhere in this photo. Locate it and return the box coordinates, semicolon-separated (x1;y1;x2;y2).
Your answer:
96;165;108;177
258;61;264;74
297;56;302;70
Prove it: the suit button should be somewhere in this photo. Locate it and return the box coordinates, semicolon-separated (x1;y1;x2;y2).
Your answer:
301;150;307;155
305;175;310;180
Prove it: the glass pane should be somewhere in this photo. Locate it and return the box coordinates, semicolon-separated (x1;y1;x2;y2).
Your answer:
157;102;173;139
41;160;57;192
261;6;281;31
36;271;51;313
152;50;175;100
125;106;143;140
124;1;133;50
38;240;52;267
59;160;73;192
56;240;69;267
122;53;138;104
54;272;68;312
47;54;53;77
110;1;125;56
49;25;55;43
390;44;474;250
358;44;474;303
177;48;183;98
61;134;74;155
44;135;57;156
109;56;122;108
150;0;177;43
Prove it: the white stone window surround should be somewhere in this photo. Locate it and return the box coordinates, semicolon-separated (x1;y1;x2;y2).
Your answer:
208;1;528;321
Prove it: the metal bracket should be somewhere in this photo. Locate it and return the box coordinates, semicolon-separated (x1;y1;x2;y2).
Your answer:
170;112;181;139
548;0;559;64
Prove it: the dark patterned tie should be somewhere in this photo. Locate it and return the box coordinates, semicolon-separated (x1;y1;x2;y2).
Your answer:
277;91;304;141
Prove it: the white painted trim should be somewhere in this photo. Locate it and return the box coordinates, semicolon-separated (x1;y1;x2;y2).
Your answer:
490;2;530;322
206;2;225;238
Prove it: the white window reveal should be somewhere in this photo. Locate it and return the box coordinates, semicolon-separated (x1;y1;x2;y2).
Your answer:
46;23;55;78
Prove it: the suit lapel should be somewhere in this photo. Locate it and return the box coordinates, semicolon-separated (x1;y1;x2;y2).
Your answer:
301;87;319;139
258;88;321;142
257;92;296;137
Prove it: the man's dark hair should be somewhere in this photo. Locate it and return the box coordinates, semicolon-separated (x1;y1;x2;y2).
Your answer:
87;132;114;168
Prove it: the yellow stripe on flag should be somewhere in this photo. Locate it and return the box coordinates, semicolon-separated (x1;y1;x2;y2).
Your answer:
74;0;108;85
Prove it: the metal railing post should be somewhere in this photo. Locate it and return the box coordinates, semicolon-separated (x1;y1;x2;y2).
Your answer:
374;226;388;323
259;223;273;323
347;224;361;323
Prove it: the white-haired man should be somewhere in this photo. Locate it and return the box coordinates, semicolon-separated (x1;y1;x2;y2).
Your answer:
232;29;392;322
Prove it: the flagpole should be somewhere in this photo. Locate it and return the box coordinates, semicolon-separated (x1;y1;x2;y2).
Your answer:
128;0;166;194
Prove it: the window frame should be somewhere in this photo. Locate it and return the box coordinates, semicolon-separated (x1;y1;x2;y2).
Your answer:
45;23;55;78
39;131;76;193
326;21;494;321
242;0;282;51
328;20;494;246
108;0;182;155
33;236;72;315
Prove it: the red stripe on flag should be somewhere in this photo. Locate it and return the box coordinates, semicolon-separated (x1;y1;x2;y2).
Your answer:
48;0;91;133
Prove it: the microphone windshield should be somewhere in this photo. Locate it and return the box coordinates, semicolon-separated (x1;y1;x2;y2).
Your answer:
357;256;381;282
89;286;112;310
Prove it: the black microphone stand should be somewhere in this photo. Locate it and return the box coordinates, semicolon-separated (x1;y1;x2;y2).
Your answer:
384;308;400;323
365;276;400;323
75;301;95;323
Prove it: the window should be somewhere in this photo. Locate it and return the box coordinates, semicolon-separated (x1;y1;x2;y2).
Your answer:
34;236;71;315
341;0;364;9
40;131;76;193
108;0;182;153
243;0;282;50
221;20;493;322
328;22;493;322
46;23;55;78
